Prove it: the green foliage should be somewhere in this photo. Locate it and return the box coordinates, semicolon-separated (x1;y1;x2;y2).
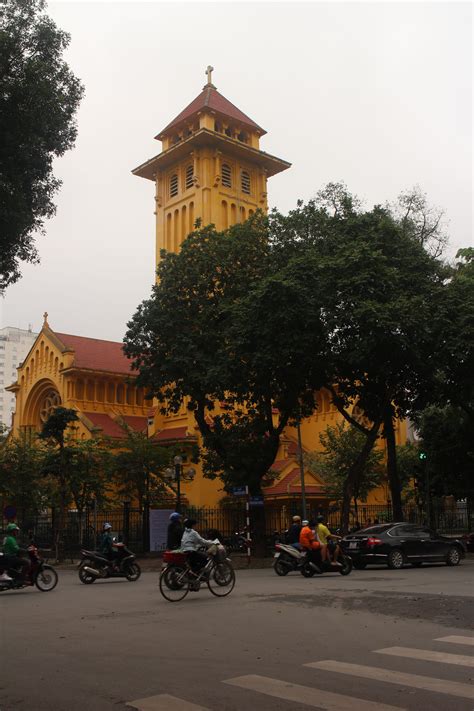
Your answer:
305;423;384;502
395;441;422;500
0;0;84;290
38;406;79;448
124;213;330;493
106;422;170;509
0;430;48;520
415;405;474;499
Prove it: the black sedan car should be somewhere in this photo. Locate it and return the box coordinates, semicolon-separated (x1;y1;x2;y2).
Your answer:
342;522;466;570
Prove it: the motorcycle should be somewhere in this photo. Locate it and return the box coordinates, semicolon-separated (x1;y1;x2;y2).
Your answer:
273;542;353;576
78;542;141;584
0;544;58;592
273;542;308;575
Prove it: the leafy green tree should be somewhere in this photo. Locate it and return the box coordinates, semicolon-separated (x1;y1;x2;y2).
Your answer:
270;184;447;528
0;0;84;290
415;405;474;500
107;422;170;510
305;423;384;515
124;215;330;495
0;429;47;523
39;407;80;558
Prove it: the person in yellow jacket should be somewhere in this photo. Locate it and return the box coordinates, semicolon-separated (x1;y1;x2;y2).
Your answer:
316;515;342;564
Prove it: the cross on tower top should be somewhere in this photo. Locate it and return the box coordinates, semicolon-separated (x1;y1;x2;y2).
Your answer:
43;311;49;326
204;65;215;89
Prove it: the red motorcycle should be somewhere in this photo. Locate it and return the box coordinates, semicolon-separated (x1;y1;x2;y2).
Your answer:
0;544;58;592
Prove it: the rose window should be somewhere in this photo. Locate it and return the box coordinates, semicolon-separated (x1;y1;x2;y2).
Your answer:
39;390;61;423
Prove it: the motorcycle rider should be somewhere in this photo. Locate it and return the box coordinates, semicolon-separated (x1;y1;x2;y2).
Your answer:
99;523;119;570
286;515;303;549
2;523;30;583
316;514;342;565
167;512;184;550
299;519;322;572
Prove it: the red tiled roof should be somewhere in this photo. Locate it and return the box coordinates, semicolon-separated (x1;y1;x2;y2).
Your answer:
84;413;148;438
265;468;324;496
153;426;196;442
269;458;292;473
55;332;136;375
156;86;265;138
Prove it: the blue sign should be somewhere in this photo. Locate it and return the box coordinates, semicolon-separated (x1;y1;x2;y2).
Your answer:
3;505;17;520
231;487;247;497
249;496;264;507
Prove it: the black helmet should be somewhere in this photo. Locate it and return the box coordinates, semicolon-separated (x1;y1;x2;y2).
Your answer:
317;515;325;523
184;518;196;528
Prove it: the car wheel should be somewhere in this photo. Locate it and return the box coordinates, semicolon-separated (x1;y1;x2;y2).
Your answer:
387;549;405;570
446;547;461;566
353;561;367;570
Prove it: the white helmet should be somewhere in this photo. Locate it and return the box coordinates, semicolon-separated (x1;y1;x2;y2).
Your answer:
103;522;112;530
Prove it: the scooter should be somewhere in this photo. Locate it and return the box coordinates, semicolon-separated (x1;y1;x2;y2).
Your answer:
273;542;309;575
300;550;353;577
0;545;59;592
78;542;141;584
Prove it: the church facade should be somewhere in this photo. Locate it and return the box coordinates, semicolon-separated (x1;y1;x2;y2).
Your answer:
8;70;407;511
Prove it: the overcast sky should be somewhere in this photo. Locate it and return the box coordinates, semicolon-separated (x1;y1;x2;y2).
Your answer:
1;1;472;342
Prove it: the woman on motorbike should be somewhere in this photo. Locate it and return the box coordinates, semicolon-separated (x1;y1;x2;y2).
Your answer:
180;519;215;575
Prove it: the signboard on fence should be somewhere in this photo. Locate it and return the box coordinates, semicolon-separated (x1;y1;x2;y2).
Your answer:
231;487;247;497
249;496;264;507
149;509;174;552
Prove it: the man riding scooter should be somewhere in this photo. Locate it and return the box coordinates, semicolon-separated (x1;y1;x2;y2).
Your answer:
315;515;342;566
2;523;30;584
299;520;322;573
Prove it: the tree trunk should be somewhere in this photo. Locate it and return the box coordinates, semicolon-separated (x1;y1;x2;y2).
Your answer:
384;407;403;521
341;421;381;533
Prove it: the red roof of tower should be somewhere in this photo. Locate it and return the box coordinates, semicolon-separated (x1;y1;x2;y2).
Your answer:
156;85;266;139
55;332;136;375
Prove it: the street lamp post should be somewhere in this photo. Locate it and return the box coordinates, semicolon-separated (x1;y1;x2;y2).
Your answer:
296;420;307;520
164;457;196;513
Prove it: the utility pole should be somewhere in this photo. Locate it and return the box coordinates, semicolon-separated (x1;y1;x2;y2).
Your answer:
297;420;307;519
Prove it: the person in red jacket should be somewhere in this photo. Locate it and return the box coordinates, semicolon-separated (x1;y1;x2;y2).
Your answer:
299;519;322;572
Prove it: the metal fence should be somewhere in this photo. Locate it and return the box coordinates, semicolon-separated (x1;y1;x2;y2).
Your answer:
6;498;472;556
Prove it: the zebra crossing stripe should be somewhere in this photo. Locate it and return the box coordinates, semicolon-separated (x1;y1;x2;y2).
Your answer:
126;693;210;710
375;646;474;668
435;636;474;647
223;674;406;710
306;660;474;700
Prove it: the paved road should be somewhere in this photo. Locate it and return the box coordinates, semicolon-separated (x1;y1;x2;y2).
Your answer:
1;559;473;711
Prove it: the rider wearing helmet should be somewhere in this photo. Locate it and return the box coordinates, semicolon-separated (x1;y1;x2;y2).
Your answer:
166;512;184;550
316;514;342;565
2;523;30;583
99;523;115;561
286;515;303;549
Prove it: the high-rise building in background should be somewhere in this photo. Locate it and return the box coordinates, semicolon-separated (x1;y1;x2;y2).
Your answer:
0;326;37;429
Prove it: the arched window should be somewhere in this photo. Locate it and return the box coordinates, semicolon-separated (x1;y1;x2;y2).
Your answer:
170;173;178;198
241;170;251;194
107;383;115;403
185;164;194;190
116;385;124;404
222;163;232;188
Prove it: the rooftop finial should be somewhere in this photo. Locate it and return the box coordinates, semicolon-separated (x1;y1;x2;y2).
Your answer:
204;65;215;89
43;311;49;327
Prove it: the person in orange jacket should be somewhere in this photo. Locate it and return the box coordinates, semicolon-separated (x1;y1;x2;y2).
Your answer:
299;519;322;572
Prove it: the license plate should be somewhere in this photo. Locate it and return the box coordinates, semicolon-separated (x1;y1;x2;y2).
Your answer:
349;542;358;549
273;552;280;558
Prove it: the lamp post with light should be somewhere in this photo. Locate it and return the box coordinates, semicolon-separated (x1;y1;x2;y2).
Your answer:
164;456;196;513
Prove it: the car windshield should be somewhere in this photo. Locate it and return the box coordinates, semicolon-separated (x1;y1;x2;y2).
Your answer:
359;525;392;534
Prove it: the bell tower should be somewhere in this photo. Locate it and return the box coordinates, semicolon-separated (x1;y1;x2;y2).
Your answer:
133;68;291;267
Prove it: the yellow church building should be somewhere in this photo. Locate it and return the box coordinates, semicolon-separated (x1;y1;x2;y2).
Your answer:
8;69;407;514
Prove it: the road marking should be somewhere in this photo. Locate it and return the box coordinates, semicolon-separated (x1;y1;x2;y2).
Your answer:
306;660;474;700
223;674;406;710
126;693;209;711
435;636;474;647
375;646;474;668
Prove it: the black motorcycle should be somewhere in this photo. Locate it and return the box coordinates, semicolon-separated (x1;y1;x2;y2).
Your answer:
78;542;141;584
